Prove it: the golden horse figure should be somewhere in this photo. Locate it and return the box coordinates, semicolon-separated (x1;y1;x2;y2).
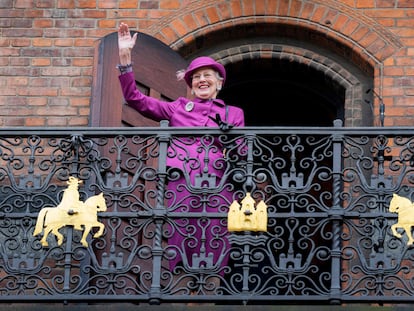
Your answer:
33;192;107;247
389;193;414;245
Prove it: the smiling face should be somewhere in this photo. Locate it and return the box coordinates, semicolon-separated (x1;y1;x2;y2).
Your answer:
191;67;223;100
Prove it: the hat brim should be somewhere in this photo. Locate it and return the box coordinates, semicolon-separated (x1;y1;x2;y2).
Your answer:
183;58;226;87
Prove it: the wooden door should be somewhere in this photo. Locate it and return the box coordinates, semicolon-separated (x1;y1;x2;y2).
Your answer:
91;31;188;127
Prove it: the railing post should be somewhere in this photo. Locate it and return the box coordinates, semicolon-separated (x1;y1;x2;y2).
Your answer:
329;119;344;304
149;120;170;304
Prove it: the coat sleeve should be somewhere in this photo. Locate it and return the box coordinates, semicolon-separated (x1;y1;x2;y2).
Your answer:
118;71;178;122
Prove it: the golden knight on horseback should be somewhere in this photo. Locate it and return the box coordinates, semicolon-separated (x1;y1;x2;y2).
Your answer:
33;177;107;247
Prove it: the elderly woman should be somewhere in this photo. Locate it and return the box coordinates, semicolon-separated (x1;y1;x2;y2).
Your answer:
117;23;245;283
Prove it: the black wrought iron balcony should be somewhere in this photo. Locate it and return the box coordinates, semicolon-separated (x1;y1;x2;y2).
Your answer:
1;121;414;307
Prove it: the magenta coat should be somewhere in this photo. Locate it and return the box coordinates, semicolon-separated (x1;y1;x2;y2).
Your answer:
119;72;245;274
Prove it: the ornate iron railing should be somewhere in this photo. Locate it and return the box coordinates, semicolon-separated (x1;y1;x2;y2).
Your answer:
1;121;414;306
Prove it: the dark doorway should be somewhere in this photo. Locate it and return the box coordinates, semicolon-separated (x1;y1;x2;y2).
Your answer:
220;58;344;127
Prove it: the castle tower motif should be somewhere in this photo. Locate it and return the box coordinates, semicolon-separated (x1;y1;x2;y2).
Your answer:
228;192;268;232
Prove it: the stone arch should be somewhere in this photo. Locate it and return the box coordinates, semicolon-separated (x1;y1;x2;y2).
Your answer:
147;0;403;64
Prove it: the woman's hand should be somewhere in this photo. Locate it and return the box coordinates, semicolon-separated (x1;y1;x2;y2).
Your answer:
118;22;138;65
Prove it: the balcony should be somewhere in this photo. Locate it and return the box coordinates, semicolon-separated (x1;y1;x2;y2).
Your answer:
1;121;414;309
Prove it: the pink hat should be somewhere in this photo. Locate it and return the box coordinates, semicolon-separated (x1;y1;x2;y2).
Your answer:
178;56;226;87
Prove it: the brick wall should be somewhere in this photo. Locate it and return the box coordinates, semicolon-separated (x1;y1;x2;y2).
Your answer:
0;0;413;127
